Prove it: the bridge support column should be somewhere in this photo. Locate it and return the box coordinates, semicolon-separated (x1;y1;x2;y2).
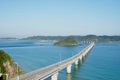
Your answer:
86;50;89;55
83;53;86;57
79;56;82;64
75;60;78;65
82;54;85;60
51;72;58;80
67;64;72;74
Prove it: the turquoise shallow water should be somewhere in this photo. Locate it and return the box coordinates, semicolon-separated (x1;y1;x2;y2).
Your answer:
0;40;120;80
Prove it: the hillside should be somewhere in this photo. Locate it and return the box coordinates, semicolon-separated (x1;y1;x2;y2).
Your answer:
0;50;24;80
54;36;78;46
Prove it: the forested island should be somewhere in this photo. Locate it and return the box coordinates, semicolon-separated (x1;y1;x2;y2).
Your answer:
54;36;78;46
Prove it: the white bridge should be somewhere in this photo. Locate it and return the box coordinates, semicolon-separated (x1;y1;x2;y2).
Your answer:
11;42;95;80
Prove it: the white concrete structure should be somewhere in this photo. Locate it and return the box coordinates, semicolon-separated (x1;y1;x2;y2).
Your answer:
67;64;72;73
51;72;58;80
75;60;78;65
11;42;95;80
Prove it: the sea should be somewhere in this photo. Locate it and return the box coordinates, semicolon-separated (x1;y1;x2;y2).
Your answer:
0;40;120;80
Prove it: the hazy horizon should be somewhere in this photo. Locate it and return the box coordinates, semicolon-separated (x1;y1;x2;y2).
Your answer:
0;0;120;38
0;34;120;39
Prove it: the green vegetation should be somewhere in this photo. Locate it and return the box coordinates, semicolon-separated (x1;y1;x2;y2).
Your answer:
0;50;11;73
0;50;24;79
54;36;78;46
0;50;11;64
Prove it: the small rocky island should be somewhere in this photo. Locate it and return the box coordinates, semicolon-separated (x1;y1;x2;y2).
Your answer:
0;50;24;80
54;36;79;46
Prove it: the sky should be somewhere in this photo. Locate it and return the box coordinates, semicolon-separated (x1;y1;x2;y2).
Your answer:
0;0;120;38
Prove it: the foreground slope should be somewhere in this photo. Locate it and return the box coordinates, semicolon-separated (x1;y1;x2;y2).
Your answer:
0;50;24;79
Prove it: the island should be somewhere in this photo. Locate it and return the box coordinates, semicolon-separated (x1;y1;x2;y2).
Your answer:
54;36;79;46
0;50;24;80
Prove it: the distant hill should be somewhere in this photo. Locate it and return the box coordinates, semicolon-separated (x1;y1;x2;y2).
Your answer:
21;35;120;42
0;50;24;80
0;37;17;40
54;36;78;46
21;36;65;41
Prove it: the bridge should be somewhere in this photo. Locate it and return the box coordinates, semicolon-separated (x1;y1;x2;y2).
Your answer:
11;42;95;80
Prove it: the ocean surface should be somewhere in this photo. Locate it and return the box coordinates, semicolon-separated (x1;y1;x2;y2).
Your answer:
0;40;120;80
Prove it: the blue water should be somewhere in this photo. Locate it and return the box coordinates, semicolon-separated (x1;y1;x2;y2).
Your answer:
0;40;120;80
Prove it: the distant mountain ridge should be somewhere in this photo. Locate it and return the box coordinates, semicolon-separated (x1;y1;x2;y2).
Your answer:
21;35;120;42
0;37;17;40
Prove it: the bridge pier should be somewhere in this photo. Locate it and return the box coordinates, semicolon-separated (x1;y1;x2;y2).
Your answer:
82;53;86;57
67;64;72;74
51;72;58;80
79;56;82;64
75;60;78;65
